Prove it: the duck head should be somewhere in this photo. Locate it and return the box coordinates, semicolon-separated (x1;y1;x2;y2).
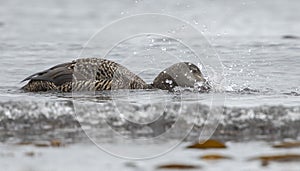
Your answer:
151;62;210;91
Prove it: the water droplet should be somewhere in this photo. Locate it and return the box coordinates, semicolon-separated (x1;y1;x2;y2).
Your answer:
169;30;176;34
197;63;203;70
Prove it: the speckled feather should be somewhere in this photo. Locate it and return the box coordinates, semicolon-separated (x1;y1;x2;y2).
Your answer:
21;58;150;92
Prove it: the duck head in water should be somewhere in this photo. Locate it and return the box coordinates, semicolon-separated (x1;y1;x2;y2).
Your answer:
151;62;211;92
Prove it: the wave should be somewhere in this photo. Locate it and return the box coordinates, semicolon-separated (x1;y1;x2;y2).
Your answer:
0;100;299;143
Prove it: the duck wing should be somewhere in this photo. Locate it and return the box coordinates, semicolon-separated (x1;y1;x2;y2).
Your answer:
21;61;76;86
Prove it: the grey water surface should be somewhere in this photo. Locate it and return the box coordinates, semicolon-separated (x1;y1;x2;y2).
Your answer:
0;0;299;144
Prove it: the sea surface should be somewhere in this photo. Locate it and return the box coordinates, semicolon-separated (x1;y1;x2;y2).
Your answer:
0;0;299;170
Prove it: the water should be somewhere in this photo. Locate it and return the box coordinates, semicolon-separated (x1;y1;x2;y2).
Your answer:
0;0;299;170
1;0;300;139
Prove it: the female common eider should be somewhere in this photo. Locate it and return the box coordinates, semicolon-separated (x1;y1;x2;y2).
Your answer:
21;58;210;92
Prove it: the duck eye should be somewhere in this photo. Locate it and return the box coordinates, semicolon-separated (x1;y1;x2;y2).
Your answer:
191;69;197;73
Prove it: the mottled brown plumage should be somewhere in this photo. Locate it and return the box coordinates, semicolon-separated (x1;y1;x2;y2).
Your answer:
21;58;150;92
21;58;210;92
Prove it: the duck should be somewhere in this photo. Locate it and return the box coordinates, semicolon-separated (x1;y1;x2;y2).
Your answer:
21;58;210;92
